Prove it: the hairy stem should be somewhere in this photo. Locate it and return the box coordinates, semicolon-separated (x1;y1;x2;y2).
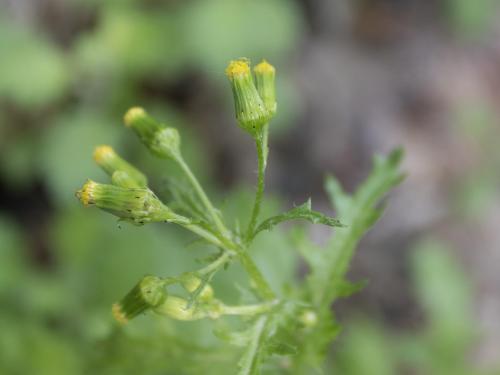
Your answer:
221;300;278;316
246;126;269;242
175;155;230;237
236;247;275;300
197;251;233;276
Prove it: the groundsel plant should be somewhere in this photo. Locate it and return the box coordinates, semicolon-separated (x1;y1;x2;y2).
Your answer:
76;58;404;374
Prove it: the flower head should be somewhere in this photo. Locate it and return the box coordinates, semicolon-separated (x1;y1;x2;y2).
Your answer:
93;145;147;188
75;180;184;225
124;107;181;160
226;59;271;136
112;275;168;324
254;60;277;118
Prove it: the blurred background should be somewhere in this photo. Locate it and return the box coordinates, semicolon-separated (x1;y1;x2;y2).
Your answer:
1;0;500;374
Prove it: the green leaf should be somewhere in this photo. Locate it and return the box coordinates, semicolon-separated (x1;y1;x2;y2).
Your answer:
294;148;404;370
315;148;405;307
214;326;254;348
253;199;344;238
237;317;269;375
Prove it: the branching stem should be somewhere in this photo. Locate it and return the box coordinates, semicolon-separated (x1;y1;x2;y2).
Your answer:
175;155;230;238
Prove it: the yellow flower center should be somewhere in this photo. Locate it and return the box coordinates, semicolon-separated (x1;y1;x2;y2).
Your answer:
77;179;97;206
112;303;128;325
225;59;251;79
254;59;275;74
93;145;115;164
124;107;146;127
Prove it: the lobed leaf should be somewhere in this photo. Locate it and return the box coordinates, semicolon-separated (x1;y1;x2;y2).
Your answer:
295;148;404;369
252;199;344;239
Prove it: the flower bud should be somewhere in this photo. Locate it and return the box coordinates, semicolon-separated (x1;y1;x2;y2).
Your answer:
112;275;167;324
180;273;214;300
254;60;277;118
93;145;147;188
75;180;185;225
150;127;181;160
124;107;181;160
111;171;141;189
153;296;206;321
298;309;318;328
225;59;271;135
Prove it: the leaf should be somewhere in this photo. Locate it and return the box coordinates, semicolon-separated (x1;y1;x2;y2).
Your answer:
265;339;298;356
214;326;254;348
253;199;344;238
295;148;404;369
315;148;405;307
237;317;269;375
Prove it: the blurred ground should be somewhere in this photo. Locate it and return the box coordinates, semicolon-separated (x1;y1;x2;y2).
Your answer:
1;0;500;373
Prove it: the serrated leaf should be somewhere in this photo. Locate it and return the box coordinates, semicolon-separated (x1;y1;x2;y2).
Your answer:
296;149;404;369
253;199;344;239
315;148;404;307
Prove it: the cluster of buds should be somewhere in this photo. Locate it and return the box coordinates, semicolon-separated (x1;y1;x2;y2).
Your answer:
225;58;276;136
124;107;181;160
76;143;190;225
113;276;217;323
180;273;214;301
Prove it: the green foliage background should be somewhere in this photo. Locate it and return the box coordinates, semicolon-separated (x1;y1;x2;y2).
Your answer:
1;0;499;374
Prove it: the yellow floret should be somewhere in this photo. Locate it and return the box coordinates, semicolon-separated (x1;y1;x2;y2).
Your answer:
124;107;145;127
76;179;97;206
93;145;115;164
112;303;128;325
254;59;275;74
225;59;251;79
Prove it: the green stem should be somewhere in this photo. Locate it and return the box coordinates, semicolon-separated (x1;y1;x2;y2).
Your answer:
236;247;275;300
183;223;225;248
245;127;268;242
177;223;275;300
197;251;233;276
220;300;278;316
167;152;275;302
175;155;230;237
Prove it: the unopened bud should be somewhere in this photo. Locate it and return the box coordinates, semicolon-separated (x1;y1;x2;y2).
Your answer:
111;171;141;189
254;60;276;118
299;309;318;328
154;296;206;321
112;275;167;324
180;273;214;300
93;145;147;188
226;59;271;136
75;180;186;225
124;107;181;160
